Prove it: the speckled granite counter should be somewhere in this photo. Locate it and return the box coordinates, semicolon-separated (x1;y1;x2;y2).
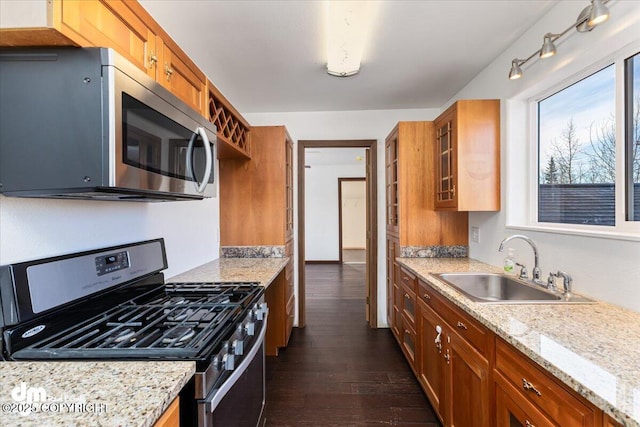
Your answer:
167;257;289;286
397;257;640;427
0;361;194;427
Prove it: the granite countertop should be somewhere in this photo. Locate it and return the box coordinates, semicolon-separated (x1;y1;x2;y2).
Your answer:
397;257;640;427
167;257;289;286
0;361;195;427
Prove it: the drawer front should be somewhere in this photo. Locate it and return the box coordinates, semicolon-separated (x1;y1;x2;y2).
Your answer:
400;315;417;368
399;267;416;292
495;374;556;427
418;278;489;356
495;339;597;427
401;282;417;326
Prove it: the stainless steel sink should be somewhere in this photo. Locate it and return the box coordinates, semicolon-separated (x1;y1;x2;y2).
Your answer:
435;273;594;304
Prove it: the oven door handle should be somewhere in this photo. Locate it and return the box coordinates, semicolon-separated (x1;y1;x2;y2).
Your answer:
205;312;268;413
186;126;212;193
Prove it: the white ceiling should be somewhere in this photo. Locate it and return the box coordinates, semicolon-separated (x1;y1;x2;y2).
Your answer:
139;0;556;114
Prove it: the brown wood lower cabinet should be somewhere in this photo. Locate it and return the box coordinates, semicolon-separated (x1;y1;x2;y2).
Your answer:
394;273;616;427
416;278;491;426
495;338;598;427
152;397;179;427
264;267;294;356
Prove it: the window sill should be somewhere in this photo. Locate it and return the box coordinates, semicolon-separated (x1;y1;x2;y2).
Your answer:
505;223;640;242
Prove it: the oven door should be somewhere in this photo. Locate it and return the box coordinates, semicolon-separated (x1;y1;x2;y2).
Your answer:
111;66;216;198
198;314;267;427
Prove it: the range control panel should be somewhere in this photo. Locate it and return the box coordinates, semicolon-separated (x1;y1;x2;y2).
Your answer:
95;251;130;276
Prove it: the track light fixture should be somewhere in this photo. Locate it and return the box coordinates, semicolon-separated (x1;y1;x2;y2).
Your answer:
539;33;558;59
509;59;524;80
508;0;612;80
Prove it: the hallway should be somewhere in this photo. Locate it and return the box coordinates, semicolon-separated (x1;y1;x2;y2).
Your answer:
264;264;441;426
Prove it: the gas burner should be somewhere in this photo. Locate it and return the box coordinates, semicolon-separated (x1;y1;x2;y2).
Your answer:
113;328;135;343
166;296;186;305
166;307;193;322
162;326;195;346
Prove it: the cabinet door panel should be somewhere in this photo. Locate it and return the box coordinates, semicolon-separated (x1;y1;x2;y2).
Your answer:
417;300;445;423
58;0;157;78
448;331;490;427
159;40;205;115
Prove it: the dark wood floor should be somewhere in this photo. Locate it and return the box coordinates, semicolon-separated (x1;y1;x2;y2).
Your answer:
264;264;441;427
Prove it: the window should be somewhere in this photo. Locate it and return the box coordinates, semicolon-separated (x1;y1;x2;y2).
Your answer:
538;65;615;225
534;50;639;232
625;52;640;221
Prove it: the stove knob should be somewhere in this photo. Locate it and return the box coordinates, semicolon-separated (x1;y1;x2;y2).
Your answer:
222;353;235;370
212;356;221;371
245;321;255;336
255;303;268;321
232;339;244;356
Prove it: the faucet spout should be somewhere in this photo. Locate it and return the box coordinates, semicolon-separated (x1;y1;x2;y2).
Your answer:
498;234;543;285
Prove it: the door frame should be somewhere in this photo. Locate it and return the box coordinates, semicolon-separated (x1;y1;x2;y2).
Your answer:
338;177;366;264
297;140;378;328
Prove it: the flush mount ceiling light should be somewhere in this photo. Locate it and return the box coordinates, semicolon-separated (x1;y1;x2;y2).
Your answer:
325;0;374;77
509;0;612;80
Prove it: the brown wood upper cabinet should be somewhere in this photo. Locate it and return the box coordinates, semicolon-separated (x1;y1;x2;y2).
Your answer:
384;122;468;339
433;100;501;211
1;0;207;117
219;126;294;355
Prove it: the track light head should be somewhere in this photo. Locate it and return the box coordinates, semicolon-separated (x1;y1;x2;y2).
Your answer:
540;33;557;59
509;59;523;80
589;0;610;26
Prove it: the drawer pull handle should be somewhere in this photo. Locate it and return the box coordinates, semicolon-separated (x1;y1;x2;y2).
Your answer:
522;378;542;396
456;321;468;330
444;349;450;364
422;293;431;301
403;276;410;281
525;421;536;427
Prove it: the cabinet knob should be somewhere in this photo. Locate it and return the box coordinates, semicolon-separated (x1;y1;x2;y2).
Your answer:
456;321;468;330
422;293;431;301
149;53;158;67
165;64;174;81
444;349;450;364
522;378;542;396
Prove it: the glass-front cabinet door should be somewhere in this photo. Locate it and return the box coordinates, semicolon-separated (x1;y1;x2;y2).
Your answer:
435;115;456;208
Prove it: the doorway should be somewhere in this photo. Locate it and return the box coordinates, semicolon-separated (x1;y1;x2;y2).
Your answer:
338;178;366;264
297;140;378;328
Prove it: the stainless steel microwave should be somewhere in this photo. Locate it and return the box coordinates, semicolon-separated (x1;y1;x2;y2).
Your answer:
0;48;216;201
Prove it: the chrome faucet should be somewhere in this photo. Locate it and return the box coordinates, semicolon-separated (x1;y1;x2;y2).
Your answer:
553;271;573;299
498;235;544;286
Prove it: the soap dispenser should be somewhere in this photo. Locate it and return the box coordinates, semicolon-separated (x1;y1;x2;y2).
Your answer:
503;248;516;275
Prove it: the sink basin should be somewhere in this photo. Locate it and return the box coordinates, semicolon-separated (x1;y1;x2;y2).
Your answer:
435;273;594;304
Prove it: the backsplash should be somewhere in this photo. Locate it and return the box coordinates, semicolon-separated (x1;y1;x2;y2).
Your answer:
221;246;286;258
401;246;468;258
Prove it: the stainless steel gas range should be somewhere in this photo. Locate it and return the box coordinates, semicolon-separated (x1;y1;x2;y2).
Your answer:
0;238;268;426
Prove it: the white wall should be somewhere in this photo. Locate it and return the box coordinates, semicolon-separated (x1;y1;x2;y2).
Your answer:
447;1;640;312
305;164;365;261
0;192;220;280
342;180;367;250
245;108;439;326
